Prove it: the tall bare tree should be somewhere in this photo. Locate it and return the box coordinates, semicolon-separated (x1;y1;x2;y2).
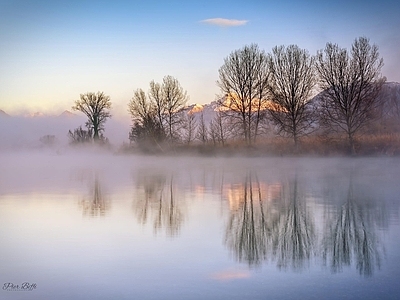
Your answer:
268;45;316;147
149;80;165;133
128;76;189;145
181;112;197;145
161;76;189;141
315;37;385;154
197;112;208;144
72;91;111;141
209;111;229;146
128;89;152;123
128;89;165;145
217;44;270;145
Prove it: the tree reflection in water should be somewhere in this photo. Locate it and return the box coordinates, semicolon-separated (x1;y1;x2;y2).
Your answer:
225;172;315;270
321;174;384;277
133;170;183;237
272;174;315;271
225;169;387;275
225;172;272;266
79;174;110;217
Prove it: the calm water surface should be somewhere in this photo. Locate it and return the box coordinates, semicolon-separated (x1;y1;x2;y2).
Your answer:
1;153;400;300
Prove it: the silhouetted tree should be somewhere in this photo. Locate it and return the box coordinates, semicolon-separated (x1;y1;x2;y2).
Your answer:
315;37;385;154
68;126;93;144
268;45;316;147
197;112;208;144
217;44;270;145
209;111;229;146
162;76;189;141
149;80;166;133
72;91;112;141
131;76;189;143
128;89;165;147
181;111;197;145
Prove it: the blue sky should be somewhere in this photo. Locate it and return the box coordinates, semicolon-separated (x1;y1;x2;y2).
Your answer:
1;0;399;118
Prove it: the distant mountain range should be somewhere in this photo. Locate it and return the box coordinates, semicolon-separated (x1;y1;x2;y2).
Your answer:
0;82;399;149
1;82;399;120
182;82;400;124
58;110;78;118
0;109;78;118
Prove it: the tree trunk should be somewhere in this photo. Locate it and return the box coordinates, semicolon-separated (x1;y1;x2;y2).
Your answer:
348;132;356;155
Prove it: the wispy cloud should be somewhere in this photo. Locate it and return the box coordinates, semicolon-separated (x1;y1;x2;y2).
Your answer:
200;18;248;27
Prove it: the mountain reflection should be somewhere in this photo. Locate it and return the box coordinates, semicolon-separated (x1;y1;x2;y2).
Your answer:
321;174;384;277
79;174;110;217
133;170;183;237
225;172;315;270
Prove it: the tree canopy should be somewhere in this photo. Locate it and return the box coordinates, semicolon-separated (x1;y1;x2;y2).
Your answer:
72;91;112;141
315;37;385;153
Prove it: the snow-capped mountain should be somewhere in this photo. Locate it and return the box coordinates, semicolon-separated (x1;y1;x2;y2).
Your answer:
1;82;399;150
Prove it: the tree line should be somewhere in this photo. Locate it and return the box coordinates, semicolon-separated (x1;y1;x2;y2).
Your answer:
69;37;387;154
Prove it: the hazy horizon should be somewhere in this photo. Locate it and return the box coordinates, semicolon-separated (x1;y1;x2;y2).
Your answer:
1;0;400;117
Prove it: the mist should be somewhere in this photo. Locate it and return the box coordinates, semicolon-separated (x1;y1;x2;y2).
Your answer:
1;143;400;299
0;112;130;151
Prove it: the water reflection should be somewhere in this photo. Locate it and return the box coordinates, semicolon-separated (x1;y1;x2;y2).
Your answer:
79;174;110;217
223;169;388;276
68;161;390;276
272;174;315;271
321;174;384;276
225;172;272;266
133;170;184;236
225;172;315;270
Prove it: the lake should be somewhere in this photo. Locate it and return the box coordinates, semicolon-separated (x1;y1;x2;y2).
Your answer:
1;152;400;300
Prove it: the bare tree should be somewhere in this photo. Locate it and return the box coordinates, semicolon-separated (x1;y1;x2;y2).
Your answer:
268;45;316;147
197;112;208;144
128;88;165;147
217;44;270;145
209;119;219;146
129;76;188;146
68;126;93;144
315;37;385;154
209;111;228;146
161;75;189;141
128;89;152;124
72;91;111;141
149;80;165;133
181;112;197;145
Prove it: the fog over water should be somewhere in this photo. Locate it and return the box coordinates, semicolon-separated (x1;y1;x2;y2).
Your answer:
0;113;129;150
1;152;400;300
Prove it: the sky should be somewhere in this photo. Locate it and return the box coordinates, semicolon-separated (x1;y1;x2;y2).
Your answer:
1;0;400;119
